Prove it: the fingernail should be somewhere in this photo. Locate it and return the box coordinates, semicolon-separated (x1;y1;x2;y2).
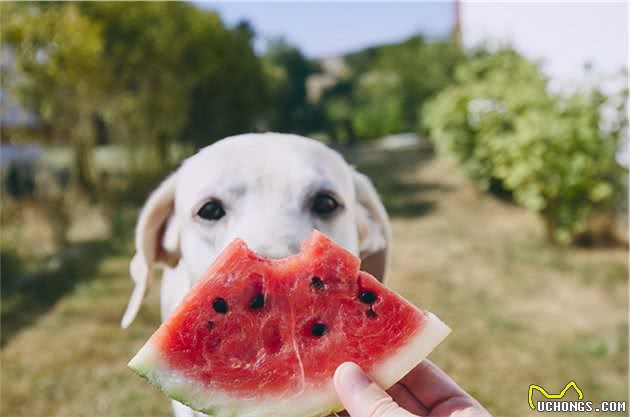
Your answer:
334;362;372;393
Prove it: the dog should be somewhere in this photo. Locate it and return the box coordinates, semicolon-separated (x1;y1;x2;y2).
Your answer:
121;132;390;417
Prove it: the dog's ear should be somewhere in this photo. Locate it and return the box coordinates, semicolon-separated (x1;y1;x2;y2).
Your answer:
353;170;391;282
121;172;180;328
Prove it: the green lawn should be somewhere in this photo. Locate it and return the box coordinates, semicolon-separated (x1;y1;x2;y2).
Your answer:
1;148;627;416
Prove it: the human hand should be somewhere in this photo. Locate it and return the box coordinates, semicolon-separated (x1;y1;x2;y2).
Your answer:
333;360;491;417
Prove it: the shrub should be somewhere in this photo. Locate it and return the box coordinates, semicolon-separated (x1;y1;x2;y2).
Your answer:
423;49;626;244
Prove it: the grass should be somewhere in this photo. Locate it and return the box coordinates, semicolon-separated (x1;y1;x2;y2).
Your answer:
1;148;627;417
351;149;628;417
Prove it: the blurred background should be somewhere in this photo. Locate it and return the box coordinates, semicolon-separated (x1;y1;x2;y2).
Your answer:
0;2;627;416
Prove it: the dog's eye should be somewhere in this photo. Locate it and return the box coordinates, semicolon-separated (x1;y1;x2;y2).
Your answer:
197;200;225;221
312;192;339;216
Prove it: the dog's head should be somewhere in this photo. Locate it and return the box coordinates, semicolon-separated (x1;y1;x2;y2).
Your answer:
121;133;390;328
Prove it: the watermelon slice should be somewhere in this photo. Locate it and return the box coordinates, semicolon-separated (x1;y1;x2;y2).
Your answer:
129;231;450;417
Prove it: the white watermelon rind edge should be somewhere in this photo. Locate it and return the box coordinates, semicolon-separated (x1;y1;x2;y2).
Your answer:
369;311;451;390
128;312;450;417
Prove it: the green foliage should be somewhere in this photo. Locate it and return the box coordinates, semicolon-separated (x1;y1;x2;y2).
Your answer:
352;71;403;139
1;3;109;193
423;49;626;244
2;3;467;155
375;37;465;133
264;38;323;135
1;3;106;125
80;3;269;158
2;3;270;181
322;36;464;142
422;50;551;181
317;79;352;144
80;2;200;161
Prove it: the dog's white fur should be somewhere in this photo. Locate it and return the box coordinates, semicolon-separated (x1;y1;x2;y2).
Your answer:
121;133;390;417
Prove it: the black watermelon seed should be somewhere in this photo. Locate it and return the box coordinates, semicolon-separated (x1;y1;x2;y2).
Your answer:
249;293;265;309
206;320;215;330
311;322;328;337
311;276;324;290
212;297;228;314
365;309;378;319
359;291;377;304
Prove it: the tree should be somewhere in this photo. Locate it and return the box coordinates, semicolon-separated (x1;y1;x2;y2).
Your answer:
321;35;464;142
82;3;197;168
351;71;403;140
83;4;270;161
265;38;323;135
3;2;273;182
182;18;271;147
375;36;464;133
423;48;626;244
1;3;107;193
320;79;355;145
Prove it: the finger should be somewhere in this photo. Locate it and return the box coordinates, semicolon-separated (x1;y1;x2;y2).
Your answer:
334;362;415;417
400;360;478;411
386;383;429;415
430;394;490;417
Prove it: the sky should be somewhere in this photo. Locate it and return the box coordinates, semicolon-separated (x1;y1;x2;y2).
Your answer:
199;1;627;86
198;2;455;58
462;1;628;92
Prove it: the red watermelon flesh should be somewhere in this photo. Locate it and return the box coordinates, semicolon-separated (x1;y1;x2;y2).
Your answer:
129;231;450;417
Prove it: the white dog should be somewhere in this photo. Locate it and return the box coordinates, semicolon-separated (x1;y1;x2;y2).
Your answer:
121;132;390;417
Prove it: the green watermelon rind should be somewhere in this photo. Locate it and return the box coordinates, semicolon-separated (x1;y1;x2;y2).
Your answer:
128;312;450;417
129;344;235;417
140;371;220;415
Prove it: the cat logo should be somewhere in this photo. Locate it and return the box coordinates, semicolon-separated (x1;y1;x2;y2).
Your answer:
528;381;584;409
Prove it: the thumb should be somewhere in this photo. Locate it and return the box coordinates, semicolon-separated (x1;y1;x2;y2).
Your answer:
334;362;416;417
